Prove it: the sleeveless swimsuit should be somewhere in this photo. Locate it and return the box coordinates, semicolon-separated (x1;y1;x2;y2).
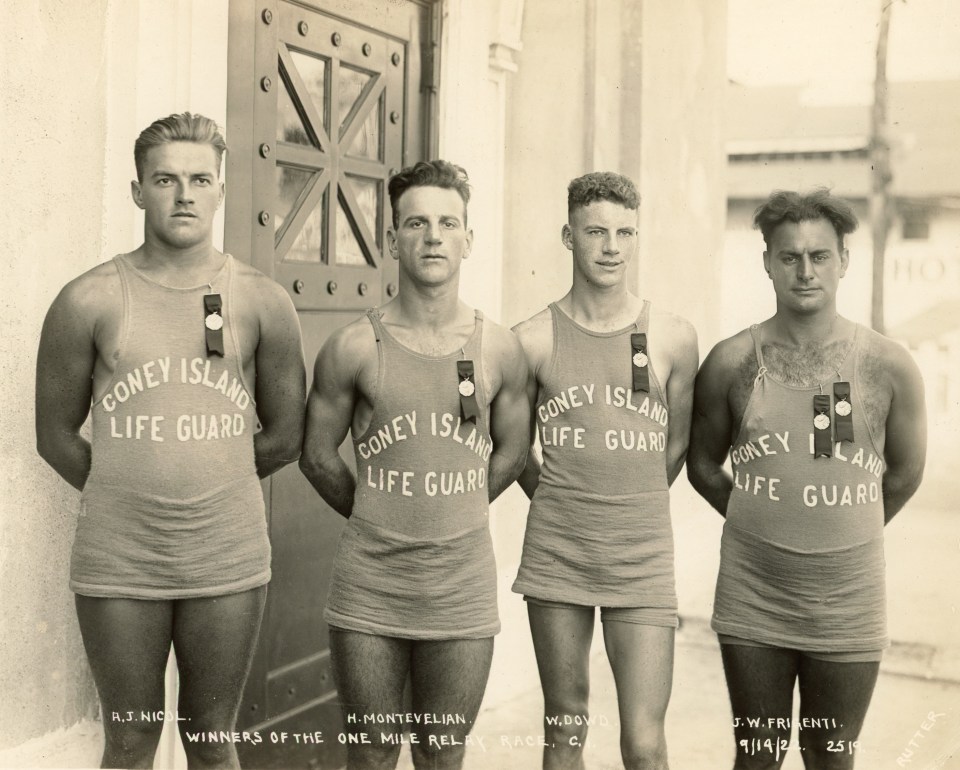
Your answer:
712;323;888;652
70;254;270;599
512;302;677;621
324;309;499;639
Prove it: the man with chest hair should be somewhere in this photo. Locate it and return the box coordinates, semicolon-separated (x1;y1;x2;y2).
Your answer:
687;188;926;769
299;160;529;769
35;112;306;768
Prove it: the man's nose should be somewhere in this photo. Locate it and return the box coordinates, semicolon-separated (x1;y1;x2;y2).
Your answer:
604;234;620;254
797;254;814;280
424;222;443;243
176;180;194;203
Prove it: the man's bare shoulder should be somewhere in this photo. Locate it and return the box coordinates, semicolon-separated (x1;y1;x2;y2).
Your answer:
650;307;698;352
48;259;122;324
231;259;296;313
483;316;527;370
510;307;552;369
320;314;378;368
858;325;920;380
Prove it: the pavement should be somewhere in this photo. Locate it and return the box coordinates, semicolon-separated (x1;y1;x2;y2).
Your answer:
3;487;958;769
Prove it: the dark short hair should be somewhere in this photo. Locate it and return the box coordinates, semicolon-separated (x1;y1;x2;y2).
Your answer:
388;160;471;228
568;172;640;218
134;112;227;182
753;188;859;250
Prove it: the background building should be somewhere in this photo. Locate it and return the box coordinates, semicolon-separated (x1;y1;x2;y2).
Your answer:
2;1;725;766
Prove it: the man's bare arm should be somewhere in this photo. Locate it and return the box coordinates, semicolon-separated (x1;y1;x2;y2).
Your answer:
511;317;546;500
880;342;927;524
253;280;307;478
35;282;97;491
487;327;532;502
299;327;361;518
663;317;699;486
686;343;737;516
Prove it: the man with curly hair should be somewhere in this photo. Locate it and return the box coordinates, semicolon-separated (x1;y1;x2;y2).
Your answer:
300;160;529;769
512;171;699;769
687;189;926;769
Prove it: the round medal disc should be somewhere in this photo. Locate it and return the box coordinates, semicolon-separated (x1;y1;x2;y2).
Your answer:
458;379;475;398
632;352;648;368
205;313;224;331
835;399;852;417
814;413;831;430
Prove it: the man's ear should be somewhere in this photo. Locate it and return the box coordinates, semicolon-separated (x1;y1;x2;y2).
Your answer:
131;180;145;210
561;224;573;251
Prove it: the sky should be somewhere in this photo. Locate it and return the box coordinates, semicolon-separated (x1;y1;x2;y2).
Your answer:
728;0;960;91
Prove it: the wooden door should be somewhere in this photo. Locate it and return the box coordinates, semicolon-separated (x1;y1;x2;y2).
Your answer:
225;1;438;766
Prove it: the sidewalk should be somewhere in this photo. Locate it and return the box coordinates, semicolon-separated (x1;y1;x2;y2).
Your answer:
423;631;960;769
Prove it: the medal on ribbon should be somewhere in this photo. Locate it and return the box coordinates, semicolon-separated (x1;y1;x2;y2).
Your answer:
203;293;225;357
813;393;832;458
457;360;480;423
631;333;649;392
833;381;854;442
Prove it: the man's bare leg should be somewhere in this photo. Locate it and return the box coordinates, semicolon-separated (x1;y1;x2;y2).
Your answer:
796;656;879;770
75;596;174;769
330;628;411;770
528;603;595;770
409;637;493;770
173;586;267;769
720;644;800;770
602;623;674;770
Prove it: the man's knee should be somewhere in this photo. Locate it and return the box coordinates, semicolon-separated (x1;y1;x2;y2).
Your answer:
411;735;466;769
542;705;591;747
620;720;666;768
103;719;164;759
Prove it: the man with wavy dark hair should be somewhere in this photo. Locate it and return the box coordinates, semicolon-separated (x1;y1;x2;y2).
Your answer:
688;188;926;769
300;160;529;769
36;112;305;768
512;171;699;769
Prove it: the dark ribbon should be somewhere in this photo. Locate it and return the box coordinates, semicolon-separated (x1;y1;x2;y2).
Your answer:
833;381;854;443
813;393;832;458
631;332;649;392
457;360;480;423
203;293;225;357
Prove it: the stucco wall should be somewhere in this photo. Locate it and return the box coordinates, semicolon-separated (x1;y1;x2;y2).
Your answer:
1;0;110;747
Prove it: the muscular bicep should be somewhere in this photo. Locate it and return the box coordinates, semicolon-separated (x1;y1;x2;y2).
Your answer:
36;291;96;445
489;335;531;459
302;334;360;464
882;350;927;482
254;287;307;445
688;349;736;469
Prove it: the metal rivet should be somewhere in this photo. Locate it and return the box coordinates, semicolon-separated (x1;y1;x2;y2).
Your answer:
250;703;259;712
327;281;338;294
386;283;398;297
260;76;272;92
358;282;368;296
258;211;271;226
261;9;272;24
293;280;305;294
362;43;372;56
391;52;401;67
298;21;309;36
390;111;400;124
259;143;271;158
331;32;341;46
288;685;296;695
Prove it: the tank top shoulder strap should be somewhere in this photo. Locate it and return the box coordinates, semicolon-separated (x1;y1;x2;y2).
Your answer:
749;324;768;386
365;307;386;342
635;299;651;332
